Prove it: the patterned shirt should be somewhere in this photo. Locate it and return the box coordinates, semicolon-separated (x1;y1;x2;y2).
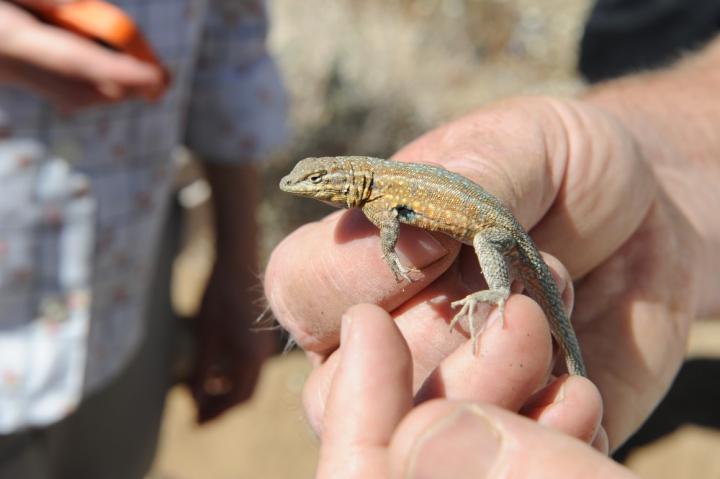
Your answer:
0;0;287;432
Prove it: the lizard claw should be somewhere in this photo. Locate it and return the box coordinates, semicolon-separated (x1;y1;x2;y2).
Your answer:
388;256;420;283
449;288;509;354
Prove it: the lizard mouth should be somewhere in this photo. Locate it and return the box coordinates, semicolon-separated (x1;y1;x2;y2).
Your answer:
279;175;302;193
279;175;319;196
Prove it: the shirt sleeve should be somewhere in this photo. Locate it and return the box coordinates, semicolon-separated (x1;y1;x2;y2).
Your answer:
184;0;289;164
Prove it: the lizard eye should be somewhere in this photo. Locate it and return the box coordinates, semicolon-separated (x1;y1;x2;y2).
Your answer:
308;173;323;183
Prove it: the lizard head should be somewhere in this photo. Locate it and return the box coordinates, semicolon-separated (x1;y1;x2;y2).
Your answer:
280;156;373;208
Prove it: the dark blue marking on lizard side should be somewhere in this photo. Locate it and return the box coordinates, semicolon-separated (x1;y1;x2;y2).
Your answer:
396;205;417;222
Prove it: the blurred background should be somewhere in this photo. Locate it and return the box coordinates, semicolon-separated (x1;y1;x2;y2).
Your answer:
148;0;720;477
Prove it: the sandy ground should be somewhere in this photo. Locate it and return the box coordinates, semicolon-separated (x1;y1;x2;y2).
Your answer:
150;353;317;479
149;1;720;477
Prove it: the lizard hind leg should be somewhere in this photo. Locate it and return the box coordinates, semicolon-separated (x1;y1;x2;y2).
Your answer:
448;228;514;353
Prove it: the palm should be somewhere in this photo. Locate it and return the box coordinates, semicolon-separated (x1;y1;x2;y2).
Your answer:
574;192;697;446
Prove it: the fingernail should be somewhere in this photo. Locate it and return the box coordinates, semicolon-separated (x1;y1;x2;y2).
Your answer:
395;228;449;270
407;405;502;479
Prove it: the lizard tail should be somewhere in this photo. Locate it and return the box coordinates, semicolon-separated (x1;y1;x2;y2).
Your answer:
516;237;588;377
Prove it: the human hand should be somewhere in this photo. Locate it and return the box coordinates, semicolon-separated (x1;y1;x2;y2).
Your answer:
316;303;635;479
0;0;163;109
297;241;610;449
265;96;701;449
187;261;276;423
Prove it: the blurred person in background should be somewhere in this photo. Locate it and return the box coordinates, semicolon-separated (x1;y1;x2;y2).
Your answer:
0;0;285;477
265;1;720;477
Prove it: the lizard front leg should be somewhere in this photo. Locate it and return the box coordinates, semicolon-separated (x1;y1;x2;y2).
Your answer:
450;227;514;352
362;205;419;282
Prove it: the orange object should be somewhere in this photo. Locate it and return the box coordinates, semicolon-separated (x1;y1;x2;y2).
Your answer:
25;0;170;99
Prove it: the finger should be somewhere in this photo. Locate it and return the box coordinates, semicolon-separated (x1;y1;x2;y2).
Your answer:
303;248;577;422
265;210;460;355
393;96;656;278
303;350;339;434
301;256;488;429
520;375;604;446
389;400;637;479
416;295;553;410
317;304;413;479
304;294;553;430
0;13;162;90
301;269;466;432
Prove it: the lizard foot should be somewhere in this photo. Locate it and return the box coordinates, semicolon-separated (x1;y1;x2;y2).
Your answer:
388;255;420;283
449;288;510;354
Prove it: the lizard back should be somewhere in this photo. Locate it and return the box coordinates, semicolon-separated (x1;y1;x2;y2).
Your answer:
353;157;587;376
357;157;520;244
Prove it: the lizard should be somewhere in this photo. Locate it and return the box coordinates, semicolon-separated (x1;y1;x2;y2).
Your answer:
279;156;587;376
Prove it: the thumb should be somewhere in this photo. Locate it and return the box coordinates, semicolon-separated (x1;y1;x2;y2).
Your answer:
390;400;637;479
316;304;414;479
393;96;654;279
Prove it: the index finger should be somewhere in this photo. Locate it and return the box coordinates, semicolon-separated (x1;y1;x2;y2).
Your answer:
265;210;460;355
